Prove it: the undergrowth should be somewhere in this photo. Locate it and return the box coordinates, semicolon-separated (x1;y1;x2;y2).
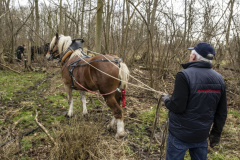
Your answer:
0;66;240;159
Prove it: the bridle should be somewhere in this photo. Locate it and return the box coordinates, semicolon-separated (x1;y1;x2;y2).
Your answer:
48;37;61;60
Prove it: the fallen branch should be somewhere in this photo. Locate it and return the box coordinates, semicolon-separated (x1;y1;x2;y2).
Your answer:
0;127;39;148
37;78;48;89
12;117;23;131
0;63;21;74
34;109;57;146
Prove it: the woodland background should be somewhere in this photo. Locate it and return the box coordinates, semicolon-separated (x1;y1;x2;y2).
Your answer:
0;0;240;159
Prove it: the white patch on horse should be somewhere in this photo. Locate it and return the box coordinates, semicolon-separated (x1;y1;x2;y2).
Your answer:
107;116;116;130
116;119;125;138
67;98;73;117
80;91;88;115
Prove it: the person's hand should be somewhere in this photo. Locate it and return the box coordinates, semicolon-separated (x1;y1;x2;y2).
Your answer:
162;94;170;102
209;134;220;148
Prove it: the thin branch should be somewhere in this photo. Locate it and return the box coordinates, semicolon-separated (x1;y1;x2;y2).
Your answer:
0;10;10;19
0;63;21;74
0;127;39;148
34;109;57;146
147;97;163;158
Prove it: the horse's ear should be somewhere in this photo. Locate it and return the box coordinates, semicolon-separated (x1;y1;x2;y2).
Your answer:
56;33;59;39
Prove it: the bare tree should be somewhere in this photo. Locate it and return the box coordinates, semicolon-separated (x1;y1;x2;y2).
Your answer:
80;0;85;38
59;0;63;34
35;0;40;46
95;0;103;53
104;0;113;53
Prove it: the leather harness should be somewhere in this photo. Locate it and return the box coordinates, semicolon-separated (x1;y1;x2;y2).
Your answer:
59;39;122;90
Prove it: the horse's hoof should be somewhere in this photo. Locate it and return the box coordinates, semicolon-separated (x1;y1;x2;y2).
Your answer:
115;132;127;139
83;114;88;120
65;113;72;118
107;125;114;132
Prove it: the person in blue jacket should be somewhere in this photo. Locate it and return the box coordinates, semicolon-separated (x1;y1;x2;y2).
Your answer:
162;42;227;160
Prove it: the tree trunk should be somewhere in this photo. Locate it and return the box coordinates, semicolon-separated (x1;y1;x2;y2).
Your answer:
104;0;113;54
80;0;85;38
149;0;158;88
35;0;39;46
226;0;235;67
95;0;103;53
59;0;63;34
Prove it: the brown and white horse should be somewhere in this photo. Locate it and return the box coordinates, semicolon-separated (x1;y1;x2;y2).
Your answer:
46;34;130;138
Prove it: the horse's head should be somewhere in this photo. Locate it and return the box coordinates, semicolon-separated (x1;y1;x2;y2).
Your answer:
46;33;72;61
46;33;61;60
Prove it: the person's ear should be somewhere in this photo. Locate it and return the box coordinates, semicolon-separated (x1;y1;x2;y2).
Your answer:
192;54;197;60
189;53;196;62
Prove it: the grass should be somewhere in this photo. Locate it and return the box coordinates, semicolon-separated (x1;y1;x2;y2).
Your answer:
21;138;32;150
228;109;240;118
139;106;156;125
47;93;68;108
1;67;240;159
0;71;45;102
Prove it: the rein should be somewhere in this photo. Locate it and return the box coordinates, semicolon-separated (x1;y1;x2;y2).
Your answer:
49;36;62;58
72;76;120;96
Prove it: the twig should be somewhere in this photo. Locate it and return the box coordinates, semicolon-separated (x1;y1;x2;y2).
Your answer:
227;90;238;96
0;127;39;148
154;134;161;145
90;96;97;108
34;109;57;146
12;117;23;131
127;117;143;123
159;120;168;160
0;63;21;74
37;78;48;89
147;97;162;158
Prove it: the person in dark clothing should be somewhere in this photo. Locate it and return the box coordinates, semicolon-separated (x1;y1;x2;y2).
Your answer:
162;42;227;160
16;44;25;61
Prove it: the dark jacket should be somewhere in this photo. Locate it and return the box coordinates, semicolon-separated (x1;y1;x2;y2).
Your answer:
16;46;25;60
165;61;227;143
17;46;24;54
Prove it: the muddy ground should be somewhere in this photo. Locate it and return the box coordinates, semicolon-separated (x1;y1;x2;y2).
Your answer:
0;58;240;160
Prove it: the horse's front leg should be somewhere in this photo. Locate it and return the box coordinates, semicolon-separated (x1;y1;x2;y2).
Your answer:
80;91;88;118
65;85;73;118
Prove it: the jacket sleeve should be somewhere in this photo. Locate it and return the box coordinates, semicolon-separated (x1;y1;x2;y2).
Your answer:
164;72;189;113
210;84;227;137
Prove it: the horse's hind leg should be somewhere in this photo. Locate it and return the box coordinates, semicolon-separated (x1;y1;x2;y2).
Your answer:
65;85;73;118
115;90;121;106
80;91;88;119
107;116;116;130
107;91;121;130
105;95;126;138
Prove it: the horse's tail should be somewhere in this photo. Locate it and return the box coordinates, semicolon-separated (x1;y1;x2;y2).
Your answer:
119;62;130;89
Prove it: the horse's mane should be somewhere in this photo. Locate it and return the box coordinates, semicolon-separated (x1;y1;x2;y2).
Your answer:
50;34;83;59
58;35;72;55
